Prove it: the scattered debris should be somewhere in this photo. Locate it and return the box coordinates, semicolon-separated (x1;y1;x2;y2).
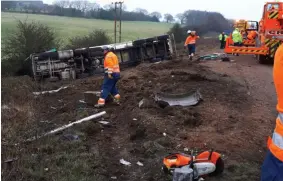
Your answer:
133;118;137;121
153;61;162;64
84;91;101;105
120;159;131;166
138;99;144;108
2;105;10;110
44;168;49;171
4;158;18;163
79;100;86;103
33;86;69;95
51;106;57;110
137;161;144;166
26;111;106;141
184;148;189;152
111;176;117;179
163;133;167;137
99;121;109;125
221;57;231;62
138;98;157;109
62;134;80;141
197;53;222;61
155;90;202;107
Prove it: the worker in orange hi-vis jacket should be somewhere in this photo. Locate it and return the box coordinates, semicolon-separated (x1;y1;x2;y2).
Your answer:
184;30;200;60
247;31;257;40
260;43;283;181
95;46;121;108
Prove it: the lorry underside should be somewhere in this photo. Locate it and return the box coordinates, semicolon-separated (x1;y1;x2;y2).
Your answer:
31;34;176;80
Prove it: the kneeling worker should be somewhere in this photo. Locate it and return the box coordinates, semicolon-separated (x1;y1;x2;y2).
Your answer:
95;46;121;108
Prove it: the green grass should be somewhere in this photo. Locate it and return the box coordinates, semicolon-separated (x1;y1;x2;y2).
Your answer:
1;12;172;47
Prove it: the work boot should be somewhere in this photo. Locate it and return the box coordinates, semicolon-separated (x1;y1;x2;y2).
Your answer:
95;98;105;108
113;94;121;105
114;99;121;105
189;54;193;60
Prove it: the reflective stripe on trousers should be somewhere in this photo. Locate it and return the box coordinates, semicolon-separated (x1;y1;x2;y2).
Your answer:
269;113;283;161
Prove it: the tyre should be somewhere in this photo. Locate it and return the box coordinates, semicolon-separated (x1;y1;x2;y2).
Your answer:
257;55;267;64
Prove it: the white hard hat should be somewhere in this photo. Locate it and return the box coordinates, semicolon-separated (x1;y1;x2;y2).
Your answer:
102;45;110;50
187;30;191;34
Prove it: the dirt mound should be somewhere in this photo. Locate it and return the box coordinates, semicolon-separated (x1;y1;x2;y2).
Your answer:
2;56;259;180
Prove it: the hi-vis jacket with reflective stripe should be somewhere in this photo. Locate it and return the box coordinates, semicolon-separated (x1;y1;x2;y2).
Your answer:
218;34;228;41
268;43;283;162
104;52;120;74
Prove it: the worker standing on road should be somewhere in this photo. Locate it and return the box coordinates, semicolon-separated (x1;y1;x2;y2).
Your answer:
232;28;243;56
218;32;228;49
184;30;200;60
260;44;283;181
95;46;121;108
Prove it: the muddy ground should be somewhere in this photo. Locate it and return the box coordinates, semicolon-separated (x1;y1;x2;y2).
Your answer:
1;38;277;181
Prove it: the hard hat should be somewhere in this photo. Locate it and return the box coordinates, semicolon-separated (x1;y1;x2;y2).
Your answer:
102;45;110;51
187;30;191;34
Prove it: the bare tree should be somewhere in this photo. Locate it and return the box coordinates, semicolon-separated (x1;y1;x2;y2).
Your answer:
134;8;148;15
175;13;185;24
90;2;100;11
164;13;174;23
53;0;66;8
73;0;82;10
103;4;113;10
68;0;75;8
150;11;162;20
81;0;90;12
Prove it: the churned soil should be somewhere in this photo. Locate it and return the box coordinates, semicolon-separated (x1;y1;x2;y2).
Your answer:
2;38;276;181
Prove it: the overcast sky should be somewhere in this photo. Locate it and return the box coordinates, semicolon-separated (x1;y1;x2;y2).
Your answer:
43;0;276;20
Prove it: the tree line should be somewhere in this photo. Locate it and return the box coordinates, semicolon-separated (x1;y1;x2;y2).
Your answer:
170;10;233;43
1;1;169;22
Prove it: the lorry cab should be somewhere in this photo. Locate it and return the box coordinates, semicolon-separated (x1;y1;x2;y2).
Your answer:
260;2;283;39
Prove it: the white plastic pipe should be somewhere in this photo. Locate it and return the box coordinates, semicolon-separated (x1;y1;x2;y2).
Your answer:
26;111;106;141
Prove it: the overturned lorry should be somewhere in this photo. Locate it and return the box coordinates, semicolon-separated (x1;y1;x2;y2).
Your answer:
31;34;176;80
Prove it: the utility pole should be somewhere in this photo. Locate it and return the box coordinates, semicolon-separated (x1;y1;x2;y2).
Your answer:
112;1;123;43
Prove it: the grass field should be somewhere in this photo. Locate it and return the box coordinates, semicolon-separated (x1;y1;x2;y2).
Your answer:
1;12;172;47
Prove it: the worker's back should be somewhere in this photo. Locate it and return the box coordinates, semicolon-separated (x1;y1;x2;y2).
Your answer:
247;31;257;40
232;29;242;43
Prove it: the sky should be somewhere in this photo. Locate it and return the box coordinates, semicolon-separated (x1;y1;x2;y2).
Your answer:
42;0;281;21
